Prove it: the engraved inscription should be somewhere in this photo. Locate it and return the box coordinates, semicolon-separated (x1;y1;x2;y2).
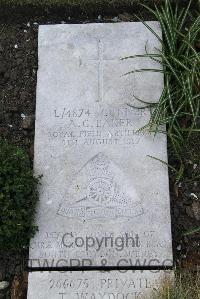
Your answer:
46;274;166;299
49;106;147;148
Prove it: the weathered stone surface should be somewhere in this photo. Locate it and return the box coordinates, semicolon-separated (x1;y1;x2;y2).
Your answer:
192;201;200;221
0;281;9;298
27;270;173;299
0;281;9;291
29;22;173;268
21;114;35;130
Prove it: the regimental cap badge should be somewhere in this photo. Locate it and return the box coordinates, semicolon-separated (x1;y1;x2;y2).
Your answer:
57;152;144;219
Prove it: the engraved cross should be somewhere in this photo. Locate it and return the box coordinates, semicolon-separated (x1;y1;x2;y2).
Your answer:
79;38;117;103
96;38;104;103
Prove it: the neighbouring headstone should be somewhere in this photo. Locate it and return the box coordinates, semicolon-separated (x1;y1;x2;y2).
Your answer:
27;270;173;299
29;22;173;268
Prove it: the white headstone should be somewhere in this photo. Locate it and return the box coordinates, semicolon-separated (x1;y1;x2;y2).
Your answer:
29;22;173;268
27;270;173;299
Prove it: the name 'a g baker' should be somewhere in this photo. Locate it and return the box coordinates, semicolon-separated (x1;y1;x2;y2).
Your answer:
55;118;136;129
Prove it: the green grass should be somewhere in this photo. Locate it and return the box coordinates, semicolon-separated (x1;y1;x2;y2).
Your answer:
124;0;200;237
152;271;200;299
125;0;200;183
